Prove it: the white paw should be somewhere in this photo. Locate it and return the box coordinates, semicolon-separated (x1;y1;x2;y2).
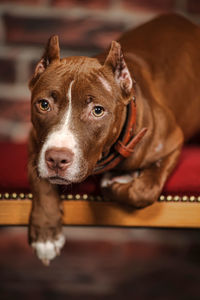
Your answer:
32;233;66;265
101;171;139;188
100;172;113;188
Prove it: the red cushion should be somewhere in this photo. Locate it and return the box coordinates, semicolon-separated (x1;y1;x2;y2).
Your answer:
0;142;199;195
164;147;200;196
0;142;29;192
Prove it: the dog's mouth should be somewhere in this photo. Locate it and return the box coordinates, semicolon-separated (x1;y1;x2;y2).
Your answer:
48;176;71;185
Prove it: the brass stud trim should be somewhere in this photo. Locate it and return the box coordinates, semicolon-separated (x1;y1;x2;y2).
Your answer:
19;193;25;199
189;196;196;202
82;194;88;200
27;193;33;199
96;196;102;201
0;192;200;203
159;195;165;201
4;193;10;199
89;196;95;201
174;196;180;202
67;194;73;200
166;195;173;201
158;195;200;203
182;195;189;202
11;193;17;199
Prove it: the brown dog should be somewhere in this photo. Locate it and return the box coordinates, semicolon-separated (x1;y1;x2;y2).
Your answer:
28;14;200;264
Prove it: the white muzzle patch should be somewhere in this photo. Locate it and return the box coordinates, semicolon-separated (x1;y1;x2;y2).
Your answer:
38;80;88;182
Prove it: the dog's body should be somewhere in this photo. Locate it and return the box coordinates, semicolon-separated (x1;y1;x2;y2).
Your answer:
28;14;200;264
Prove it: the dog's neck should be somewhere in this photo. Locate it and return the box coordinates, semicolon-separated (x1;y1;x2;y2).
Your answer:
93;97;147;174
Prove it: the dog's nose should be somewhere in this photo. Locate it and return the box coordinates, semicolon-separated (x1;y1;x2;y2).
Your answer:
45;147;74;171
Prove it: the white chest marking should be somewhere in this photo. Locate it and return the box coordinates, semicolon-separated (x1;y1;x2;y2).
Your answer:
155;142;163;153
101;172;137;188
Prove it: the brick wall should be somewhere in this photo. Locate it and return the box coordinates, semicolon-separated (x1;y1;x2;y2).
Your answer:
0;0;199;141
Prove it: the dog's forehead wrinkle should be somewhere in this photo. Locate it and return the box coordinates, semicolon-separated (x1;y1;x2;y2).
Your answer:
61;56;101;75
32;68;68;98
71;68;113;98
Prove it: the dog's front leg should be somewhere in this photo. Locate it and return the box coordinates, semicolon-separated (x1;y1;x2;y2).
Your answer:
101;147;182;208
28;163;65;265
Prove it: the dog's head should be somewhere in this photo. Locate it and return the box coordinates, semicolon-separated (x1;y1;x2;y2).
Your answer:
29;35;134;185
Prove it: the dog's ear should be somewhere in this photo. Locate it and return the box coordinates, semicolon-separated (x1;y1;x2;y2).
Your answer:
104;41;133;99
29;35;60;90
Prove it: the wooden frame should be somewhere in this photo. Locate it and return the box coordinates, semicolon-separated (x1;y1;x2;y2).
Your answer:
0;193;200;228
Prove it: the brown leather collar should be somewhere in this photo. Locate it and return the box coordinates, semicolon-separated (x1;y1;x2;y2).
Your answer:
93;97;147;174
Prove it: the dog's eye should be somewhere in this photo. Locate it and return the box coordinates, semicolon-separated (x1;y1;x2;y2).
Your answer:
39;99;50;112
92;106;105;117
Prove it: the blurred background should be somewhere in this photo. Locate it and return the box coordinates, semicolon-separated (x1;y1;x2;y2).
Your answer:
0;1;200;299
0;0;200;142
